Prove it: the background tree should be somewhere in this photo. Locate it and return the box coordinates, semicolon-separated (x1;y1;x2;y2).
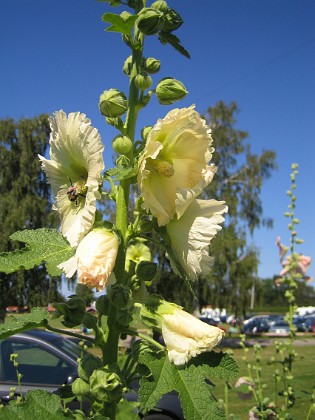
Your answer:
0;115;61;314
153;101;277;315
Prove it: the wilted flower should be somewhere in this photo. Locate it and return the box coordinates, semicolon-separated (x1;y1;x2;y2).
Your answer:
39;110;104;247
166;198;227;281
58;228;119;291
138;106;216;226
140;296;225;366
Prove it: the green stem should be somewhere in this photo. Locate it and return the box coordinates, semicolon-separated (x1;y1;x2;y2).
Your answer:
224;381;229;419
126;328;165;351
46;323;95;343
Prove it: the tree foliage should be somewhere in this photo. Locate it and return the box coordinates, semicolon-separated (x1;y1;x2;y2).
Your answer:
0;115;62;312
153;101;277;315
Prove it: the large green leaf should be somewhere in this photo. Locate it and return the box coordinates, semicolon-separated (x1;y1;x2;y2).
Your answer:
0;308;49;339
139;349;238;420
0;228;74;276
0;389;70;419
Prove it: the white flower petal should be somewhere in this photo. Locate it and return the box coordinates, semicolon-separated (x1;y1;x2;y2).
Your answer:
138;106;214;226
58;228;119;291
166;199;228;281
39;110;104;247
162;309;225;365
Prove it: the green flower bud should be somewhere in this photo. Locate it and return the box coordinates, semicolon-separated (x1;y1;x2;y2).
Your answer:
144;57;161;74
53;296;86;328
151;0;169;13
162;9;183;32
99;89;127;118
108;284;132;309
72;378;90;397
78;353;103;382
116;309;133;327
136;260;158;282
135;72;153;91
112;135;133;155
141;126;152;141
136;8;165;36
95;295;110;315
89;368;122;403
156;77;188;105
123;55;132;76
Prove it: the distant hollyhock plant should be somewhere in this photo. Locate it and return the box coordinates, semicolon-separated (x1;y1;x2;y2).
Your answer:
276;236;312;282
58;227;119;291
138;106;216;226
140;296;225;366
166;198;227;281
39;110;104;247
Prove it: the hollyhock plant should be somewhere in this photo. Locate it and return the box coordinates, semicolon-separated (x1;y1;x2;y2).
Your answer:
39;110;104;247
58;227;119;291
138;106;216;226
166;198;228;281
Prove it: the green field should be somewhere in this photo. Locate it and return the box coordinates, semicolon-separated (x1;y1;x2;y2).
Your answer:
215;339;315;419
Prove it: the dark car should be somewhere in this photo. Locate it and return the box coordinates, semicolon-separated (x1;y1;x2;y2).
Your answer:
242;318;270;335
0;329;184;419
0;329;80;403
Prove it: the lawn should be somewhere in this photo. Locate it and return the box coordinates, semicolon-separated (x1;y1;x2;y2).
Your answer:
214;338;315;419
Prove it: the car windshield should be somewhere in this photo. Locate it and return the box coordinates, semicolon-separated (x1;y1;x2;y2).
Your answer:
52;336;82;360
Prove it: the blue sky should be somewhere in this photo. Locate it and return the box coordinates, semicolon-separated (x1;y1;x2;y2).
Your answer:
1;0;314;294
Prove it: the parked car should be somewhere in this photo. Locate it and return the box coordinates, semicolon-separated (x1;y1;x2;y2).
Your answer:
269;320;290;335
242;318;270;335
199;316;219;326
0;329;184;419
304;316;315;333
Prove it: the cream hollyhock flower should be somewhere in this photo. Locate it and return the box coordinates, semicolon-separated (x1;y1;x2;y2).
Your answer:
140;296;224;366
138;106;216;226
39;110;104;247
58;228;119;291
162;309;225;366
166;198;227;281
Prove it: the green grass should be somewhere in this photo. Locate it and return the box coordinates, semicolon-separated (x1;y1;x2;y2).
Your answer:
214;340;315;419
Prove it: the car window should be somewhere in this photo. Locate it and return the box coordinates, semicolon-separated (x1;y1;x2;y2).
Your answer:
1;339;75;386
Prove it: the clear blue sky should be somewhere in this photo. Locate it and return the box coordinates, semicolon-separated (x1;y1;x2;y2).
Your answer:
1;0;314;294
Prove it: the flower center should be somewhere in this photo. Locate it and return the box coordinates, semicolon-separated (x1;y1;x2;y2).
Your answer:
152;159;174;177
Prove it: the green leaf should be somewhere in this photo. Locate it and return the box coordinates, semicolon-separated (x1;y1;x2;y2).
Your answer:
0;308;49;339
102;12;137;35
116;400;139;420
0;389;70;419
106;165;138;182
158;31;190;59
0;228;74;276
138;349;238;420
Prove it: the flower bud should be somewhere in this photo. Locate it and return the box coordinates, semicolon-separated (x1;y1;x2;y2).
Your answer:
151;0;169;13
89;368;122;403
95;295;110;315
136;8;165;35
116;309;133;327
144;57;161;74
135;72;153;91
162;9;183;32
156;77;188;105
136;260;158;282
78;353;103;382
112;135;133;155
108;284;132;309
141;126;152;141
99;89;127;118
72;378;90;397
123;55;132;76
